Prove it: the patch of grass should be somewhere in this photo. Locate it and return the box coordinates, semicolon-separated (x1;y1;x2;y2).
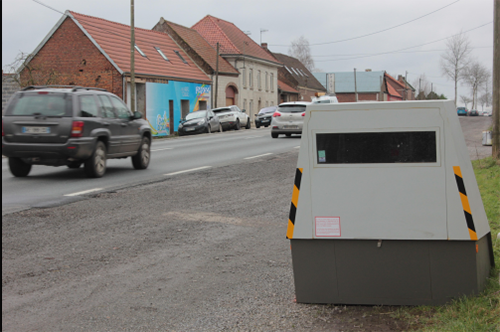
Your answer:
400;157;500;331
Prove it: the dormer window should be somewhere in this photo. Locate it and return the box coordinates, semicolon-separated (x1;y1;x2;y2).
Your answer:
155;47;169;61
174;50;188;64
135;45;147;57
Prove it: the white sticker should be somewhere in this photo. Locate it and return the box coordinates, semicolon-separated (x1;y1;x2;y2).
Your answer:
315;217;341;237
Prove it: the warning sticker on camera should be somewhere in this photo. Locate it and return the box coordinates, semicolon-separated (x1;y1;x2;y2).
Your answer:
315;216;341;237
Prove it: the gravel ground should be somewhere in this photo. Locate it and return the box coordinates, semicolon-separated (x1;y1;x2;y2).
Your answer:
2;150;410;332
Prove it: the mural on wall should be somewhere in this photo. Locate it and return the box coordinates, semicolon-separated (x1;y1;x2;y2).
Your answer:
146;81;211;137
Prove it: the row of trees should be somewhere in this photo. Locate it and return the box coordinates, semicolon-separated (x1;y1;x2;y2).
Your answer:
440;32;492;110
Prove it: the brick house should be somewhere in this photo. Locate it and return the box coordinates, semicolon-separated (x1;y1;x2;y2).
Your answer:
262;45;326;103
192;15;282;121
152;18;240;109
2;72;20;115
19;11;212;136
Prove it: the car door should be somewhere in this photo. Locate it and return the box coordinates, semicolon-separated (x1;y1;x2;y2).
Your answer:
208;110;218;131
109;95;141;154
96;95;122;155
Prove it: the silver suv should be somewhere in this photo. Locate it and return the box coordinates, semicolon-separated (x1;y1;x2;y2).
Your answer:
2;86;151;178
271;102;311;138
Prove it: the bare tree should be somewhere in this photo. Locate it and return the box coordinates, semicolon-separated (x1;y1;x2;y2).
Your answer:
3;52;59;88
460;94;472;109
463;61;491;109
412;73;431;99
288;36;315;72
440;31;472;107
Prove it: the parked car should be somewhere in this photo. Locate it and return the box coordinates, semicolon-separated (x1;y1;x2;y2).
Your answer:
178;110;222;136
481;110;492;117
212;105;250;130
255;106;277;128
468;109;479;116
456;107;468;116
2;86;151;178
312;95;339;104
271;102;311;138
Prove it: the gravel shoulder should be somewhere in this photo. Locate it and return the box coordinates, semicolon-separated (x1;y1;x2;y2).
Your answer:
2;150;407;332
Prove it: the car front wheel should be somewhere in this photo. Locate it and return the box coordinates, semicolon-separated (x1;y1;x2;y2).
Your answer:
85;141;107;178
132;136;151;170
9;157;32;177
245;119;251;129
235;119;241;130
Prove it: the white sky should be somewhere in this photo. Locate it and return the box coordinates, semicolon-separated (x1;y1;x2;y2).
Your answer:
2;0;495;105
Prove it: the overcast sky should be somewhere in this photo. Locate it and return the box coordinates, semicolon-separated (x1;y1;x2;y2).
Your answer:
2;0;495;106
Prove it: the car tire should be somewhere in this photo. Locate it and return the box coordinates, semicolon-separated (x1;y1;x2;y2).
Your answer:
207;125;211;134
245;119;251;129
235;119;241;130
132;136;151;170
9;157;32;177
286;134;292;137
271;132;279;139
85;141;107;178
256;124;260;129
67;161;82;169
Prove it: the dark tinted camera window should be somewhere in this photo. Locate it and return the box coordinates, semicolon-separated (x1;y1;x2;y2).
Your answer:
316;131;437;164
7;92;70;117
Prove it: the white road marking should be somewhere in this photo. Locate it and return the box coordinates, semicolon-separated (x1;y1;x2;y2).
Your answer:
164;166;212;176
151;147;173;152
244;153;273;160
294;146;300;149
244;136;264;139
65;188;104;197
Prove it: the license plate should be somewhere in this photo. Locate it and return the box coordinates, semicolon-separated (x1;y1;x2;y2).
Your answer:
22;127;51;134
185;127;195;132
283;125;298;129
261;119;270;123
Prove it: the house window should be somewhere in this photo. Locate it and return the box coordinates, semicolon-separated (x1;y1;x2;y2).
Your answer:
270;74;274;92
155;47;169;61
135;45;147;58
174;50;188;64
249;99;253;114
265;72;269;91
249;69;253;89
243;99;247;111
258;70;261;90
242;68;247;88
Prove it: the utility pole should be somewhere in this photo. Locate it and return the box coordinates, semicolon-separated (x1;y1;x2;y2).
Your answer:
215;42;220;109
354;68;358;102
130;0;136;113
493;0;499;159
419;78;422;99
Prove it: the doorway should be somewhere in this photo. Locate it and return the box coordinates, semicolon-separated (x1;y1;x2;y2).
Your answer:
169;100;174;135
199;100;207;110
181;100;190;119
225;86;236;106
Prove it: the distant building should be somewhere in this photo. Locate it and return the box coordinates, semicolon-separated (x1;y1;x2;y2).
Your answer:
2;72;20;115
18;11;212;136
313;70;415;102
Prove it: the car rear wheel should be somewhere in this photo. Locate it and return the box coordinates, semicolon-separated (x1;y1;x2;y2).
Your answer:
245;119;251;129
132;136;151;170
271;132;279;139
85;141;107;178
67;161;82;169
9;157;32;177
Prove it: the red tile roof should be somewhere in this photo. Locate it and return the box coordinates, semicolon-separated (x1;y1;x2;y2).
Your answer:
278;80;299;93
192;16;280;64
69;11;210;83
163;20;239;75
385;73;404;99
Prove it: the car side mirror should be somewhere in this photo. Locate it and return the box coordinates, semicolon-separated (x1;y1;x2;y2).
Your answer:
133;111;143;119
242;109;246;113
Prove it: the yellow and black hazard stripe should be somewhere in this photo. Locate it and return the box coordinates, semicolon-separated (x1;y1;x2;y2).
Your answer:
453;166;478;241
287;168;303;239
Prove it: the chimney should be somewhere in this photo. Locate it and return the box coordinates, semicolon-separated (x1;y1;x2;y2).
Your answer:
261;43;268;50
365;69;372;72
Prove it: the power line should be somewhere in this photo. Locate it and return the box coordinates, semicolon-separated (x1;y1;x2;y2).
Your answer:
32;0;64;15
270;0;461;47
312;46;493;58
314;22;492;63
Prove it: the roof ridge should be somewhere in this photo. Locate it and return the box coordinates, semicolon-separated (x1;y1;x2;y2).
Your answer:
205;16;241;54
69;11;170;37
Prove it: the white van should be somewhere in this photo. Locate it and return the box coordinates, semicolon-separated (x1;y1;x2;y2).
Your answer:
311;95;339;104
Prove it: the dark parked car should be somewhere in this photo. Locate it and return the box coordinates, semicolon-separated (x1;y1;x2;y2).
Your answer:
178;110;222;136
2;86;151;178
468;109;479;116
255;106;277;128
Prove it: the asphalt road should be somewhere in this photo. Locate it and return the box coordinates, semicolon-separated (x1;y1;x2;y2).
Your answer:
2;127;300;215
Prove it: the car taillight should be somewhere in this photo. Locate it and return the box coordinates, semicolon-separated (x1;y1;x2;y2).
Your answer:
301;112;306;117
71;121;84;137
38;91;49;95
273;112;281;117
